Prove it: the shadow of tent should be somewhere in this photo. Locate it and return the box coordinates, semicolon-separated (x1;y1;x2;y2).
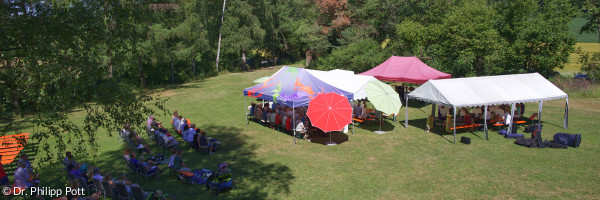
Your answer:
402;118;485;144
307;131;349;145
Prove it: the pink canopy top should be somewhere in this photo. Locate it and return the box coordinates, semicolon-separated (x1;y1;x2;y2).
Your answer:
359;56;451;84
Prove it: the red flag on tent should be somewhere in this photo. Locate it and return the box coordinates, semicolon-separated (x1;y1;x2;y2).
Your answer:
307;93;352;132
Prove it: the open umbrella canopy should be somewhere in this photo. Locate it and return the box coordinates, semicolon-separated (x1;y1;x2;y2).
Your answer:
253;76;271;83
365;80;402;115
307;93;353;132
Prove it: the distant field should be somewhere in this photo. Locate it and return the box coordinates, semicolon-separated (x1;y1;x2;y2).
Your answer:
569;17;599;43
559;43;600;76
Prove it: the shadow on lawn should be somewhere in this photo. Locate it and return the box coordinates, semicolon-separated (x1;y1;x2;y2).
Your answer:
401;118;486;143
37;125;294;200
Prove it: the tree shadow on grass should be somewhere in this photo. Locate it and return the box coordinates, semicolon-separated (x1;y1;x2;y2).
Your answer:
37;125;294;200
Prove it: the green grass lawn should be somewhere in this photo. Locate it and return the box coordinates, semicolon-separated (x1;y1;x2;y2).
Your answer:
3;66;600;199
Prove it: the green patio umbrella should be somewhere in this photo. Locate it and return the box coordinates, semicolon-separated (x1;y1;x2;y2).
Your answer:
365;80;402;134
253;76;271;83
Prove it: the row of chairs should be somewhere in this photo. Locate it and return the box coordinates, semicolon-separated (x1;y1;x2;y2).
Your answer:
148;128;177;153
125;158;159;185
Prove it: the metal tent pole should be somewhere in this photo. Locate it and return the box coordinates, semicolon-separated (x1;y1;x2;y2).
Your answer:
453;106;457;144
508;103;516;134
404;97;409;128
484;105;488;140
244;96;248;126
564;97;569;129
538;101;543;123
293;100;296;147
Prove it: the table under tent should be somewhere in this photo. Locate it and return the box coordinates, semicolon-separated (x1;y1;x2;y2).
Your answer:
405;73;569;144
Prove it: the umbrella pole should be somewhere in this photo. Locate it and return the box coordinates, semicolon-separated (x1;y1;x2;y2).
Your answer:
326;131;337;146
374;114;386;134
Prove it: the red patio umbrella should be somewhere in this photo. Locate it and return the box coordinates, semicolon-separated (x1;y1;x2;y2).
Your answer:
307;93;352;145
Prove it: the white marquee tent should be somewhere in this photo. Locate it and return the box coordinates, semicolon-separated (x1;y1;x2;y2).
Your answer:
405;73;569;143
307;69;377;100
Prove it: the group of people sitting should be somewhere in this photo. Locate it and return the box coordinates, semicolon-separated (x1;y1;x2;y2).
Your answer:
351;100;381;119
437;103;526;126
248;102;311;140
147;111;219;154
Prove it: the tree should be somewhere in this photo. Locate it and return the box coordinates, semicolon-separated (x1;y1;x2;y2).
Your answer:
0;1;168;167
580;0;600;43
579;52;600;80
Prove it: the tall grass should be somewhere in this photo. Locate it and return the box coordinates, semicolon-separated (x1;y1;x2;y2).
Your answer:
552;76;600;98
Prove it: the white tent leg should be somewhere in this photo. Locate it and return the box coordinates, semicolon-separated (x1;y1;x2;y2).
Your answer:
404;97;409;128
244;96;248;126
508;103;515;134
453;106;457;144
484;105;488;140
293;100;296;147
564;97;569;129
538;101;543;123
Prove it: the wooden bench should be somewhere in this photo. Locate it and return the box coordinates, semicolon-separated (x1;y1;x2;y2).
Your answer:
179;171;195;184
448;123;482;131
0;133;31;176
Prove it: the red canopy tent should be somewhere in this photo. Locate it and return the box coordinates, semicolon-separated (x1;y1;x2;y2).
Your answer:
359;56;451;84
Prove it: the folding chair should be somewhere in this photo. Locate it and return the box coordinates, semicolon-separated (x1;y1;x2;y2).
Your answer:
137;163;158;185
115;183;132;200
101;181;116;200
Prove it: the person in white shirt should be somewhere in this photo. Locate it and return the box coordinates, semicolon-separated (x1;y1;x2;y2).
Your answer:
295;121;308;140
439;105;450;117
178;118;187;132
503;109;512;125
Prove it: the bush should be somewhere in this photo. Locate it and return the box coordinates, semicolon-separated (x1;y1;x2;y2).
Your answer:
314;39;390;73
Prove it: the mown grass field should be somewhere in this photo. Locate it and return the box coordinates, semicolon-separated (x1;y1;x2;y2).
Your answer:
3;66;600;199
558;17;599;76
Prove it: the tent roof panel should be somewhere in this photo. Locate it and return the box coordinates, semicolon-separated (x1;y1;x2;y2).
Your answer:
408;73;567;107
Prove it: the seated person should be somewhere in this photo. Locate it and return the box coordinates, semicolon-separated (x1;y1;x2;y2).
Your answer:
270;110;277;128
113;173;140;196
69;179;101;200
172;150;192;172
129;152;161;174
129;133;153;154
18;154;37;179
167;149;177;169
92;168;103;182
295;120;308;140
186;124;196;143
172;116;181;131
472;107;483;119
255;104;263;120
123;148;131;163
14;160;35;189
464;114;473;125
65;151;88;175
166;133;178;146
0;155;7;187
199;131;216;154
68;163;88;181
285;114;292;131
249;102;255;116
438;105;449;120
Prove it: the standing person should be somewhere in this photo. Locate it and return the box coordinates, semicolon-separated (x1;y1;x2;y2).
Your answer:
399;84;405;103
0;155;8;187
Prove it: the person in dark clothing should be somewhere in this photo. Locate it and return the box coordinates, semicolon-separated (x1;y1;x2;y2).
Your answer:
192;129;201;150
199;131;216;154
